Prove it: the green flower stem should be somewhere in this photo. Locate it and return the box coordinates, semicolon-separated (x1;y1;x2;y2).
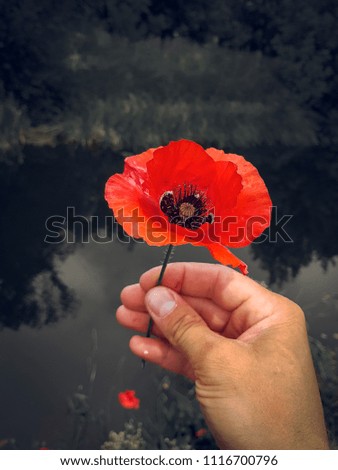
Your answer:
142;244;174;369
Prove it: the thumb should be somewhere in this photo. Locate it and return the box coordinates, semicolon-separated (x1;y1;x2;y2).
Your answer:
145;286;216;367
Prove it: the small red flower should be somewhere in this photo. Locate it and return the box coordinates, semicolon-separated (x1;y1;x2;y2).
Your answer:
118;390;140;409
105;140;271;274
195;428;208;438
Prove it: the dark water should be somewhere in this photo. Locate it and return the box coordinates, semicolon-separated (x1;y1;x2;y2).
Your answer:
1;0;338;449
0;145;337;449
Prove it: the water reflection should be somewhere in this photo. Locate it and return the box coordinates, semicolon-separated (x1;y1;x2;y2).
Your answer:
0;145;123;329
1;144;337;329
0;234;336;448
250;146;338;283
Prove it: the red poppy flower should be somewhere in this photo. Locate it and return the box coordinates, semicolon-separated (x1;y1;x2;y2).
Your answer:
105;140;271;274
118;390;140;409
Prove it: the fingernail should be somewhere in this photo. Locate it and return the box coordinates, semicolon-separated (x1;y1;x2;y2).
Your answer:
146;287;177;318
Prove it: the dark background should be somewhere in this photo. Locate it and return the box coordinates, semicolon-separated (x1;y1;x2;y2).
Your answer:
0;0;337;449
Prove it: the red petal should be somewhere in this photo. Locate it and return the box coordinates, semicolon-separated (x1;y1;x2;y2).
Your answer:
206;148;272;247
105;171;188;247
118;390;140;409
147;140;216;202
207;243;248;275
124;148;157;178
105;172;155;240
207;160;243;212
195;428;208;438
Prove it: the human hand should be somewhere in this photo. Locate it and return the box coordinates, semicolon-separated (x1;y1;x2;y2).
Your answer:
117;262;329;449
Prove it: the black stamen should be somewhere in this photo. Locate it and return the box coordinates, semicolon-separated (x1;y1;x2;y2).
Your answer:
159;191;177;218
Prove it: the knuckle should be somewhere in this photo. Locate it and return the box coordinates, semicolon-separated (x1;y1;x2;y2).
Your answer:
287;301;306;325
274;293;306;322
292;304;305;321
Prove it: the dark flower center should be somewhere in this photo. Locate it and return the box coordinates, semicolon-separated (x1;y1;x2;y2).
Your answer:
159;184;214;229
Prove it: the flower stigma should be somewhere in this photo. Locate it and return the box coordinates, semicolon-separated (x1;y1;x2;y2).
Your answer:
179;202;195;218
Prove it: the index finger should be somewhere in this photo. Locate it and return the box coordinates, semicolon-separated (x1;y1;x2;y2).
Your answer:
140;262;273;313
